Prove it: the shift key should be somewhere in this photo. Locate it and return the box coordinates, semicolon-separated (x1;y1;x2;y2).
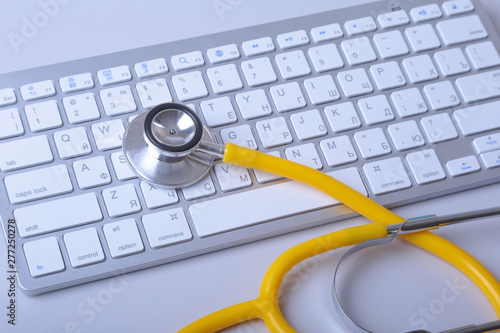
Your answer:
15;193;103;238
0;135;53;171
5;165;73;204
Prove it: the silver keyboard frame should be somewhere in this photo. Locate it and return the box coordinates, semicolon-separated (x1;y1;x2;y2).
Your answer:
1;0;500;295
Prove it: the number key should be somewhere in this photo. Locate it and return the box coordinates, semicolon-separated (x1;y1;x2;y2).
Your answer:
206;64;243;94
63;93;101;124
172;71;208;101
240;57;277;87
275;50;311;79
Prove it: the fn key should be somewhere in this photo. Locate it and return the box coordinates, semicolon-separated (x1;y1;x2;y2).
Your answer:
23;237;65;278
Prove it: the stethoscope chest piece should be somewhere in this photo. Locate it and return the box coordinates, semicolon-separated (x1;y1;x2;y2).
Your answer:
123;103;222;189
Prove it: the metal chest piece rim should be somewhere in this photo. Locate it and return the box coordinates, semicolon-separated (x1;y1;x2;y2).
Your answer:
123;103;217;189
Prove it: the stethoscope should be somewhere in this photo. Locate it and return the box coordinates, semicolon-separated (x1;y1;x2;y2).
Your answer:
122;103;500;333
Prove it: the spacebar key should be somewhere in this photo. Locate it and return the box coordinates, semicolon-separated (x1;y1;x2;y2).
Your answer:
189;168;367;237
14;193;103;238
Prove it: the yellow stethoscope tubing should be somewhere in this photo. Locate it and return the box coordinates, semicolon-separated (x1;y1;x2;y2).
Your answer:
178;143;500;332
179;223;388;333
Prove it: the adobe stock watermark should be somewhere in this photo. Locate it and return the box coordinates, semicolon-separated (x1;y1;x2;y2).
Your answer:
213;0;245;21
408;277;468;330
58;272;134;333
7;0;73;54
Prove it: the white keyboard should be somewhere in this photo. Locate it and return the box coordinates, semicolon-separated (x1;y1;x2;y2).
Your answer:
1;0;500;294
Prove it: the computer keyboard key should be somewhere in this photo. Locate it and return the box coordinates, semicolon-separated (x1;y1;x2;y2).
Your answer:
14;193;103;238
102;184;141;218
442;0;474;16
308;44;344;73
91;119;126;151
453;100;500;136
363;157;412;195
319;135;358;167
20;80;56;102
277;30;309;49
387;120;425;151
340;37;377;66
207;64;243;94
0;108;24;139
369;61;406;91
214;162;253;192
54;127;92;159
310;23;343;42
344;16;377;36
410;4;442;23
357;95;395;125
446;155;480;177
421;113;458;143
303;75;340;105
134;58;169;78
62;93;101;124
337;68;374;98
139;182;179;209
324;102;362;133
200;96;238;127
220;124;258;149
480;150;500;169
255;117;293;148
405;24;441;52
235;89;273;120
402;54;439;83
64;228;105;268
436;15;488;46
142;208;192;249
0;135;53;172
275;50;311;79
377;10;410;29
473;133;500;154
391;88;428;118
73;156;112;189
100;85;137;116
24;237;65;277
290;109;327;140
190;167;367;237
242;37;275;56
171;51;205;71
406;149;446;184
136;78;173;109
111;152;138;181
285;143;323;170
240;57;277;87
25;100;63;132
59;73;94;93
207;44;240;64
103;219;144;258
455;69;500;103
97;66;132;86
423;80;460;110
373;31;409;59
5;165;73;204
270;82;306;112
434;48;471;77
181;174;216;200
465;41;500;70
0;88;17;107
354;128;392;159
171;71;208;101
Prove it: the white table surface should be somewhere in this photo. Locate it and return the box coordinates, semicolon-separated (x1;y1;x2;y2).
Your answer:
1;1;500;332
